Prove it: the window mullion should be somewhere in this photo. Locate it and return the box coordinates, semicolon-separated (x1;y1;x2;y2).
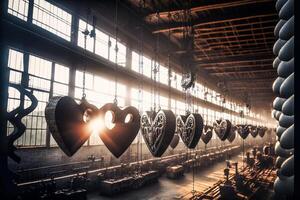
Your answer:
27;0;33;23
46;61;55;148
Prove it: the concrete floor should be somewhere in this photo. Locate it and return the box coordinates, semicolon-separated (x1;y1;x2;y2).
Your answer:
88;153;244;200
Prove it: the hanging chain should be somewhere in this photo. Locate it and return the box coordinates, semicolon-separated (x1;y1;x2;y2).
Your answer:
113;0;119;105
152;11;160;112
82;11;90;100
167;10;172;110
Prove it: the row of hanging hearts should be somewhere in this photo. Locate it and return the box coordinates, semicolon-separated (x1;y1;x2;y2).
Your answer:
45;96;268;158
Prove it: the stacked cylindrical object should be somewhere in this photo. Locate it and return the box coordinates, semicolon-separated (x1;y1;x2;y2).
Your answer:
272;0;294;198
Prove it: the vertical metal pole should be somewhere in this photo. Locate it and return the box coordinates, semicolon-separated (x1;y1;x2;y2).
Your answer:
27;0;34;23
71;6;79;46
1;1;16;197
242;139;245;168
0;42;15;200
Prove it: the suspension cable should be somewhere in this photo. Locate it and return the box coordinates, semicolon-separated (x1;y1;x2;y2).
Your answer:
82;9;91;100
113;0;119;105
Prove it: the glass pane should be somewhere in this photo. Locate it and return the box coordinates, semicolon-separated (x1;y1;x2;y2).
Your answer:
33;0;72;41
8;0;29;21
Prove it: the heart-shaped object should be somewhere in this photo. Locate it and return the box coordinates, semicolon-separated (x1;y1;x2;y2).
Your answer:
141;110;176;157
98;103;140;158
213;119;231;141
236;124;250;139
201;125;213;144
170;134;180;149
258;126;267;137
227;126;236;143
45;96;97;156
250;126;259;137
176;113;203;149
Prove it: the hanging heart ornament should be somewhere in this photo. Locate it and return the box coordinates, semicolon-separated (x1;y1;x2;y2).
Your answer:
201;125;213;145
141;110;176;157
170;134;180;149
176;113;203;149
250;125;259;137
258;126;267;137
45;96;98;156
213;119;231;141
227;125;236;143
98;103;140;158
236;124;250;139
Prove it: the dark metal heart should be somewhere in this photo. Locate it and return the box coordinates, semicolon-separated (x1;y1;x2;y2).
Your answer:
227;126;236;143
98;103;140;158
170;134;180;149
250;125;259;137
177;113;203;149
258;126;267;137
236;124;250;139
213;119;231;141
201;125;213;144
45;96;96;156
141;110;176;157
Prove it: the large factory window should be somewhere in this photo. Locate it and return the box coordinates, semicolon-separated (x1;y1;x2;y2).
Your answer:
7;50;52;147
170;71;182;90
32;0;72;41
132;51;164;81
108;37;126;67
95;29;109;59
159;65;169;85
8;0;29;21
6;49;72;147
143;56;152;78
131;89;152;112
78;19;94;52
78;19;126;67
131;51;140;73
7;49;25;145
52;64;69;96
171;99;185;115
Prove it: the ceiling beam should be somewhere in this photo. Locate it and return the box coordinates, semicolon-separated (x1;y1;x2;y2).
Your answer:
194;19;276;32
195;31;274;41
175;46;272;55
195;52;274;63
195;37;275;47
152;12;276;33
196;41;274;51
196;56;273;65
203;63;271;70
195;49;272;59
229;87;272;90
191;26;274;36
225;77;275;82
211;69;275;75
146;0;273;23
